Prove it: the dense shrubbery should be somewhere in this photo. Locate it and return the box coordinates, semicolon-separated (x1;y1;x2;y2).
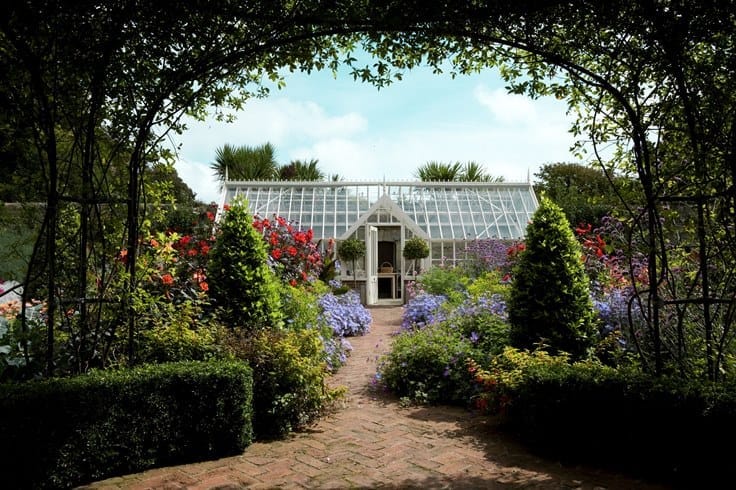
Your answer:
226;327;342;439
378;323;480;405
0;361;253;489
0;196;370;487
468;348;736;485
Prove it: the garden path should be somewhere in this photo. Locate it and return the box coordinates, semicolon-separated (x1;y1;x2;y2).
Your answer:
83;307;669;489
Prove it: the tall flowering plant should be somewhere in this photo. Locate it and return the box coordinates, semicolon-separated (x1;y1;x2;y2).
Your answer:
252;214;324;286
463;239;522;279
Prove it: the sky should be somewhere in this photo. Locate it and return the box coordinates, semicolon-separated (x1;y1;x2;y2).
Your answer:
171;62;582;204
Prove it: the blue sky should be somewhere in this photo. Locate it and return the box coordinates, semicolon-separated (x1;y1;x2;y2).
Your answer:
172;63;580;204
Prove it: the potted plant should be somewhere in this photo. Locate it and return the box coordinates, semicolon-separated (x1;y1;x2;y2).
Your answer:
402;236;429;276
338;237;366;289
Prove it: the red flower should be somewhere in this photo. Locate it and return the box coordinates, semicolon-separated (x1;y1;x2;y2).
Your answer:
287;246;297;257
199;281;209;292
272;249;282;259
289;279;297;287
161;273;174;286
206;211;215;222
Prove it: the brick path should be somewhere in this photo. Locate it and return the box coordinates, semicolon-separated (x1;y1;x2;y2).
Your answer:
84;307;669;489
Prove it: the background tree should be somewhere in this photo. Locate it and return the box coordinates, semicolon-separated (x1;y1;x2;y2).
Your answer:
534;162;638;227
278;159;325;181
508;198;596;360
211;143;278;184
415;161;504;182
415;161;462;181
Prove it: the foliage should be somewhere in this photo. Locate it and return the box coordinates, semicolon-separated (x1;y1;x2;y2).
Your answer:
401;293;447;331
226;327;342;440
461;239;520;280
414;161;504;182
0;360;253;489
468;350;736;485
377;323;479;405
534;162;637;228
402;236;430;260
337;237;365;282
278;282;353;373
211;143;278;183
0;205;41;281
402;236;429;274
508;198;596;360
0;298;55;381
318;290;372;337
253;214;323;286
278;158;325;181
416;265;468;300
208;199;283;331
466;271;511;302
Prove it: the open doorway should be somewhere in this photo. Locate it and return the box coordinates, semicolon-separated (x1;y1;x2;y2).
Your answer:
377;240;398;300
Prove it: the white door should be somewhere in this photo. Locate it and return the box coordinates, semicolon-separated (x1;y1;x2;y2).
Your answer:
366;226;378;305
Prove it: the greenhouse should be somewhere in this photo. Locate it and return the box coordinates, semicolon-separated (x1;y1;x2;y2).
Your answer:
220;180;538;305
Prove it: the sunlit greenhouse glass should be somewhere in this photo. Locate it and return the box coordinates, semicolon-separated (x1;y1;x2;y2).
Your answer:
222;181;537;265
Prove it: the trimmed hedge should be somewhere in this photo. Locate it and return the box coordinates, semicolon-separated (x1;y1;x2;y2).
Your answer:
0;360;253;489
501;361;736;486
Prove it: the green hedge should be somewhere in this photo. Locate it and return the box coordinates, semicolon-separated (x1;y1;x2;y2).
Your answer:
0;360;253;489
503;361;736;486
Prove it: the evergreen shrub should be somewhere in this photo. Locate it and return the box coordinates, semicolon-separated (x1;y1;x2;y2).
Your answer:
0;360;253;489
208;198;283;330
508;197;596;359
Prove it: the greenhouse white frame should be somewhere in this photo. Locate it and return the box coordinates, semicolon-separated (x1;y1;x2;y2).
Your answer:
220;180;538;305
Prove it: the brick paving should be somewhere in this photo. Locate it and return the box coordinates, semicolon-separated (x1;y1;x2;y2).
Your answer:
83;307;669;489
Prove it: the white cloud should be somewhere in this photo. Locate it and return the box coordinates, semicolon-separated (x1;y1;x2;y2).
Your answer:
474;85;539;125
172;74;582;203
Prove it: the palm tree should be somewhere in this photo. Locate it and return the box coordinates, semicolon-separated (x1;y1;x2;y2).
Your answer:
414;161;462;181
415;160;505;182
461;161;505;182
210;142;278;185
278;158;325;181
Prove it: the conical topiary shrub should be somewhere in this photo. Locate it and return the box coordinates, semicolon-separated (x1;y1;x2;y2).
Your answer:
508;197;596;359
208;198;283;330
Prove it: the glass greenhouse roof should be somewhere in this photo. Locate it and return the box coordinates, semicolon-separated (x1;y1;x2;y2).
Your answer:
221;181;538;241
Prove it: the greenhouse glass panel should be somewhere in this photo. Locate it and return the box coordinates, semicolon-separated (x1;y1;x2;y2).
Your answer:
220;181;538;264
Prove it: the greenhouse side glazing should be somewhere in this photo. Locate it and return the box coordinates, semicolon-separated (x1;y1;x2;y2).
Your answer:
223;181;537;241
221;181;538;304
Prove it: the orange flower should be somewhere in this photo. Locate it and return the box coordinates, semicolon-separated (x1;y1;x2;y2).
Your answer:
199;281;209;292
161;273;174;285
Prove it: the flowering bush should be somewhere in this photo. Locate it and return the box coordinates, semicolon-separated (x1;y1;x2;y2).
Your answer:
401;293;447;331
253;214;324;286
463;239;522;278
318;290;372;337
377;323;479;405
467;347;571;415
0;298;53;380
